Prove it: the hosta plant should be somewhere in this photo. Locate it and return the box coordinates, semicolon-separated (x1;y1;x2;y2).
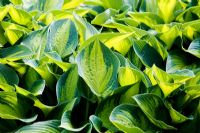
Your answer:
0;0;199;133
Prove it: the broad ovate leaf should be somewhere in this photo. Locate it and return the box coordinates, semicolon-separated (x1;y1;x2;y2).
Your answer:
15;85;53;116
89;115;103;133
56;65;79;104
152;65;195;97
129;12;164;27
8;5;32;27
0;64;19;86
166;50;200;73
46;19;78;58
133;40;164;68
110;104;157;133
0;91;36;123
28;79;45;96
76;40;120;97
118;67;141;86
184;38;200;58
91;8;118;28
166;102;193;124
100;0;123;9
21;27;48;60
1;21;30;45
80;32;133;55
73;13;99;43
45;51;71;72
0;45;33;62
0;6;9;21
133;94;176;130
22;0;64;11
60;111;92;132
16;120;63;133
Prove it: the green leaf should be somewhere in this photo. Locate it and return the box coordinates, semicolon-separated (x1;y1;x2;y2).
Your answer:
1;21;30;45
96;96;119;131
56;65;79;104
91;8;118;28
176;6;200;22
166;102;193;124
47;98;79;119
73;13;99;43
28;79;45;96
22;0;64;11
0;26;7;46
8;5;32;26
166;50;200;73
152;65;195;97
118;67;141;86
0;64;19;86
184;85;200;99
15;85;53;116
0;83;15;92
133;94;176;130
110;104;151;133
89;115;103;133
114;23;168;59
16;120;63;133
140;0;178;23
0;45;33;61
157;0;178;23
10;0;22;5
62;0;85;9
24;59;56;88
133;40;164;68
184;38;200;58
45;51;71;72
76;40;120;97
21;27;48;60
156;25;182;49
100;0;123;9
60;111;92;132
0;91;37;123
46;19;78;58
80;32;133;55
129;12;164;27
0;6;9;21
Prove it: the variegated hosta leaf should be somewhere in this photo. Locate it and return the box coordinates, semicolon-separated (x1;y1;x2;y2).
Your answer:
0;64;19;86
166;50;200;73
184;38;200;58
8;5;32;27
133;94;176;130
118;67;141;86
21;27;48;60
15;85;53;116
60;111;92;132
0;45;33;62
0;91;37;123
80;32;134;55
152;65;195;97
110;104;158;133
16;120;63;133
0;6;9;21
76;39;120;97
46;19;78;58
22;0;64;11
56;65;79;104
129;12;164;27
133;40;164;68
73;13;99;43
1;21;31;45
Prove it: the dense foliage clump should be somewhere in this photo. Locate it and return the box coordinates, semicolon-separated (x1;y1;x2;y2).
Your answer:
0;0;199;132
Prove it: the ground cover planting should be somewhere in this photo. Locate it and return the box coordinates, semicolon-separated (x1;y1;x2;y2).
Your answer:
0;0;199;132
